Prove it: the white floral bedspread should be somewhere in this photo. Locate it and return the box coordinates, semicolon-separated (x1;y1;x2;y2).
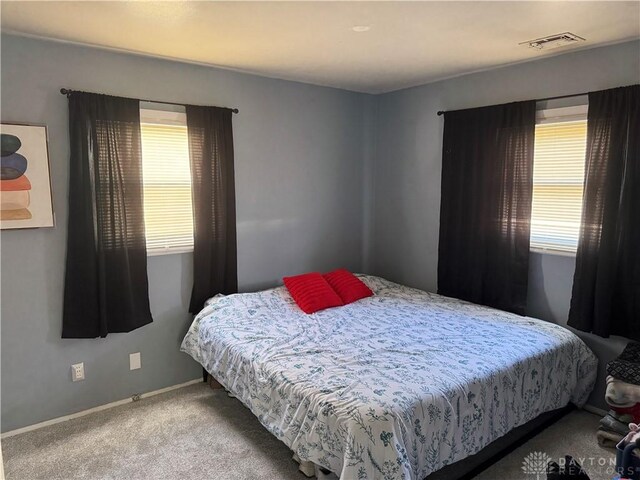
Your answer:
181;275;597;480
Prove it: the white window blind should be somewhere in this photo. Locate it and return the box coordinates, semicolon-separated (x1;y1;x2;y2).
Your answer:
140;108;194;254
531;109;588;253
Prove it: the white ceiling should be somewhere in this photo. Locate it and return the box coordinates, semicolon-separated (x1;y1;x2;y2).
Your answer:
1;1;639;94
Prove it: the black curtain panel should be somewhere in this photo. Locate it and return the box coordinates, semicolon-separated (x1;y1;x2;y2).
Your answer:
568;85;640;340
62;92;153;338
438;101;536;315
186;105;237;314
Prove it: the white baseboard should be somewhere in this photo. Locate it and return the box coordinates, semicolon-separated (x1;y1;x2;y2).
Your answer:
583;403;608;417
1;378;202;439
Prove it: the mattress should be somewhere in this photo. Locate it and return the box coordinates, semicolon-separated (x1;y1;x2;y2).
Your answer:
181;275;597;480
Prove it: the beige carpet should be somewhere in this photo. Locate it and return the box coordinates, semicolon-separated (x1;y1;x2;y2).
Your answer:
3;383;615;480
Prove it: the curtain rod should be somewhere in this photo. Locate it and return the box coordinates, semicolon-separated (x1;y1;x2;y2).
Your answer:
436;91;590;116
60;88;239;114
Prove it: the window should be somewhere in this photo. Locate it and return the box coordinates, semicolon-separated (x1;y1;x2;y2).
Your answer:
140;107;194;254
530;105;588;253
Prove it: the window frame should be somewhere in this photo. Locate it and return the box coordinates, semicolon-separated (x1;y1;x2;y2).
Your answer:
530;104;588;256
139;105;194;257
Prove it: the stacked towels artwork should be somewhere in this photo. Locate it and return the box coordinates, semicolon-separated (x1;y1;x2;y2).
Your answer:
2;133;31;220
597;342;640;450
0;123;54;229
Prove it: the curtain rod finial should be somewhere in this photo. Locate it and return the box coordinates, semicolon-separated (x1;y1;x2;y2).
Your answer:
437;110;445;116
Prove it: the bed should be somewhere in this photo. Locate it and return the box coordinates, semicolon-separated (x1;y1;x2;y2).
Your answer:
181;275;597;480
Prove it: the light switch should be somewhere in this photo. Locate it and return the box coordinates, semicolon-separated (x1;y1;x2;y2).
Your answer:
129;352;141;370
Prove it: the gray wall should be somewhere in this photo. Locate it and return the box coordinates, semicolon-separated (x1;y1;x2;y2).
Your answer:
369;40;639;409
0;34;372;432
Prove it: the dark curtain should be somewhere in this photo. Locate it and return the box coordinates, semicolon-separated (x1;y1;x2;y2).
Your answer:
63;92;152;338
438;101;536;314
568;85;640;340
186;105;237;313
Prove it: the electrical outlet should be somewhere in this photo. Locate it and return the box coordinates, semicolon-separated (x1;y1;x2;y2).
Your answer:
71;363;85;382
129;352;141;370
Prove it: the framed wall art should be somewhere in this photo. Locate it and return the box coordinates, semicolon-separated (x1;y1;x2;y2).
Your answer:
1;123;54;229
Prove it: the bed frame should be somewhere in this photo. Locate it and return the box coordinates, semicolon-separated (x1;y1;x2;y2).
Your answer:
202;371;572;480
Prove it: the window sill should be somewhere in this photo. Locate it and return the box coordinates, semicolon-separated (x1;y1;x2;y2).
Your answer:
147;246;193;257
530;247;576;258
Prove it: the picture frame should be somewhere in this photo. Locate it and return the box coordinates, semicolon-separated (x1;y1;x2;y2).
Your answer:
1;122;55;230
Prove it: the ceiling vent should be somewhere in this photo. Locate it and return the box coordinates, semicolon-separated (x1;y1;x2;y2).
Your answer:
520;32;585;50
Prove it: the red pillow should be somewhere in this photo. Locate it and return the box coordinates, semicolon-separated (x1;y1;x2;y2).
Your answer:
283;272;343;314
323;269;373;304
